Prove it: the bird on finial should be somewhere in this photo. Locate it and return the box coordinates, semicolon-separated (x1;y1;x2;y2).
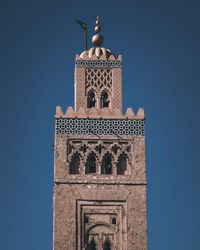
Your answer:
92;16;104;46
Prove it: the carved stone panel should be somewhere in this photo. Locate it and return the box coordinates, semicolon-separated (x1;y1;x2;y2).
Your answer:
67;139;133;176
77;201;127;250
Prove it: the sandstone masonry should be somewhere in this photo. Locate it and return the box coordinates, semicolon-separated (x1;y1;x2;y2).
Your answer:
53;17;147;250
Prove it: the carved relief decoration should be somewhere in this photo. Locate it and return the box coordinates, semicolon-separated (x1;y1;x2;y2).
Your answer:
77;201;127;250
86;69;112;91
67;139;133;175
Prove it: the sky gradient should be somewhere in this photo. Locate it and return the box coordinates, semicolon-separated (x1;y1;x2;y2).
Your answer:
0;0;200;249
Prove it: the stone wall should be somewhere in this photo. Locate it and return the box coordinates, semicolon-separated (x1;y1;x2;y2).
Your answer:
53;132;147;250
53;183;147;250
53;47;147;250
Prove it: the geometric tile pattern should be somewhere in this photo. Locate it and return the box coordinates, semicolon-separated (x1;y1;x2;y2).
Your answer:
55;118;145;136
76;60;122;68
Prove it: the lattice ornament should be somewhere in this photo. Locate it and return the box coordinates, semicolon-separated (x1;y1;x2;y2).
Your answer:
56;118;145;136
86;69;112;92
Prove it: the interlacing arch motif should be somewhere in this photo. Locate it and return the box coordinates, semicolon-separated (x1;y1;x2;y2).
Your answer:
116;150;132;165
111;142;121;154
99;87;111;97
68;150;85;162
68;140;132;175
86;86;99;93
94;142;105;154
99;149;115;162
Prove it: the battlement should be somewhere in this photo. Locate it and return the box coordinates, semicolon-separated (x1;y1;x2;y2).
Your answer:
55;106;144;119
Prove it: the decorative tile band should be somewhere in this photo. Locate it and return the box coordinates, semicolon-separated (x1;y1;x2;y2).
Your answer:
76;60;122;68
55;118;145;136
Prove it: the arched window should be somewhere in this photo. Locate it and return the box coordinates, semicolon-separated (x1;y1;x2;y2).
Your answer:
112;217;116;224
85;152;96;174
87;238;96;250
101;153;112;174
87;91;96;108
103;238;111;250
100;90;109;108
117;153;127;175
69;152;80;174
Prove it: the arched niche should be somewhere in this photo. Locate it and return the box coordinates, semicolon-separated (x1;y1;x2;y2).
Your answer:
101;152;113;174
85;152;96;174
87;90;96;108
100;90;110;108
116;152;128;175
69;152;80;174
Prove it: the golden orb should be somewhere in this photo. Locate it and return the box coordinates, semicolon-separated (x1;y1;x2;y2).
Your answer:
92;34;104;46
95;25;101;33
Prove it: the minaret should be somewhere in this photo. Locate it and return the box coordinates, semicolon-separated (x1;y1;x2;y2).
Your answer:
53;17;147;250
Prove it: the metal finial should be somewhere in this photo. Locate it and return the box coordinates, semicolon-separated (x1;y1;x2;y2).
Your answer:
75;19;88;50
92;16;104;46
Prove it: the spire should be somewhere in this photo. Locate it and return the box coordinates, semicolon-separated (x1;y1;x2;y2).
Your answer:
92;16;104;46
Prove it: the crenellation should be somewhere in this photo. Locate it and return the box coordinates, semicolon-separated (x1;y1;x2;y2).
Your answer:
55;105;145;119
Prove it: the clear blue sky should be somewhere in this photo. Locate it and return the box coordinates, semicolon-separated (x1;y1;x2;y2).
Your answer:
0;0;200;249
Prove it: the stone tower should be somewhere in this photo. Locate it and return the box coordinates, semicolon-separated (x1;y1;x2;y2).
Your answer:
53;17;147;250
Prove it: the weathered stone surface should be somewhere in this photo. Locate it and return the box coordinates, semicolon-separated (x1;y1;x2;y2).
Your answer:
53;19;147;250
53;184;147;250
53;130;147;250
